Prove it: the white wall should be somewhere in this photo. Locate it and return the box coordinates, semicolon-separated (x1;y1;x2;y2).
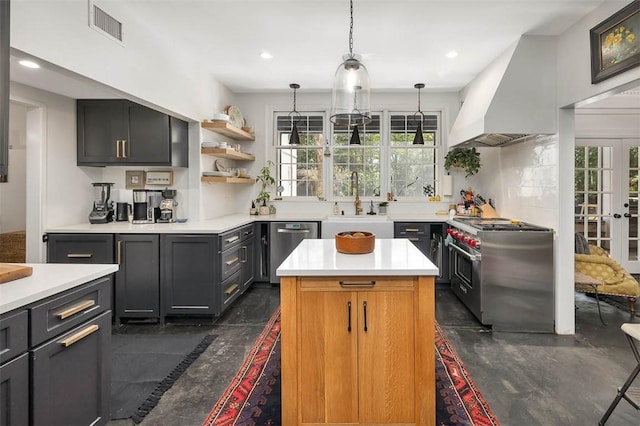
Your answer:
0;103;28;233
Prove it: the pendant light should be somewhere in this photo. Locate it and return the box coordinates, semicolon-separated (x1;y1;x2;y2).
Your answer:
330;0;371;127
288;83;301;145
350;125;361;145
412;83;425;145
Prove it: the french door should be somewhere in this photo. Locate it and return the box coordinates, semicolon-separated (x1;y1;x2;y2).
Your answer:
575;139;639;273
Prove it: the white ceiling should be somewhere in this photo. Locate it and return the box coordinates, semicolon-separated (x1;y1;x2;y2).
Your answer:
10;0;614;97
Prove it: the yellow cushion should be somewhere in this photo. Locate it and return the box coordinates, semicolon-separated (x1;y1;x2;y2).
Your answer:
575;246;640;297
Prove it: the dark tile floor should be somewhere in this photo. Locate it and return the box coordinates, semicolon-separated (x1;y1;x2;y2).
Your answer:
109;282;640;426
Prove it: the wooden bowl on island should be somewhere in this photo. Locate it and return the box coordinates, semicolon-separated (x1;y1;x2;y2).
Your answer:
335;231;375;254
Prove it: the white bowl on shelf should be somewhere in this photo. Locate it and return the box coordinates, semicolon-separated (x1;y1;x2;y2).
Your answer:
211;113;230;122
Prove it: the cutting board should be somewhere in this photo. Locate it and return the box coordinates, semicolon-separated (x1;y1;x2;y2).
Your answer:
0;264;33;284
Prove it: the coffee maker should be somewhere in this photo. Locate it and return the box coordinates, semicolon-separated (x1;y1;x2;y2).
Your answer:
132;189;150;224
158;189;177;223
89;182;114;224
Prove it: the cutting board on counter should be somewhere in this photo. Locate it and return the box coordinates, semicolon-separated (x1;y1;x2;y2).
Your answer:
0;264;33;284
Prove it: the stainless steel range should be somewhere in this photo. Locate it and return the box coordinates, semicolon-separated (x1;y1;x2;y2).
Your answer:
447;217;554;332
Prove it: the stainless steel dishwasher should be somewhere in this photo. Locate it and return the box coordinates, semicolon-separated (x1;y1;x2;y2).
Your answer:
270;222;318;283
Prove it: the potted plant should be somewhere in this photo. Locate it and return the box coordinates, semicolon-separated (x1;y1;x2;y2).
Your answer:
256;160;275;215
444;147;481;177
378;201;389;215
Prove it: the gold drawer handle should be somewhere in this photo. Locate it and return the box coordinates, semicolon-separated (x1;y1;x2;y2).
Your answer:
225;257;239;266
225;236;239;243
409;237;419;241
225;284;239;295
57;300;95;320
405;228;420;232
66;253;93;258
59;324;99;347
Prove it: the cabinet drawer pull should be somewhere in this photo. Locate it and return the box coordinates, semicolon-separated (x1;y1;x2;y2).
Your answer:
225;284;239;295
409;237;420;241
241;246;248;263
339;280;376;287
121;140;128;158
347;301;352;332
225;257;239;266
66;253;93;258
116;140;121;158
363;301;368;332
57;300;96;320
225;236;239;243
59;324;99;347
117;240;122;265
405;228;420;232
243;230;253;236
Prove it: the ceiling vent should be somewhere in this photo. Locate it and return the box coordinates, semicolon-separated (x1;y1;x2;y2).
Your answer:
89;1;124;45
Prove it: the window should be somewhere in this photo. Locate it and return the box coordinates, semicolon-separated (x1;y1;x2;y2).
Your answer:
332;115;381;198
389;113;439;198
275;113;325;198
272;110;441;201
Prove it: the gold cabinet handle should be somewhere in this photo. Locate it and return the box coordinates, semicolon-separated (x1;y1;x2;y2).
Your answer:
122;140;127;158
59;324;99;347
405;228;420;232
225;257;239;266
241;246;248;263
225;236;239;244
66;253;93;258
117;240;122;265
225;284;239;295
56;300;96;320
116;139;121;158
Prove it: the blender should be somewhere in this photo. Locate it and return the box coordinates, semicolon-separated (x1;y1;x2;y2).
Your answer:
132;189;150;223
89;182;114;224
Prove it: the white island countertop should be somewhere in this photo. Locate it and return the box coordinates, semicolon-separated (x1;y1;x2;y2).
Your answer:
276;238;439;277
0;263;118;314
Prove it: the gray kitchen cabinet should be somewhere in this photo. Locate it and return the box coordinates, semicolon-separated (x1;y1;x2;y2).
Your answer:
0;310;29;426
46;233;114;264
161;234;218;317
114;234;160;323
394;222;449;284
77;99;188;167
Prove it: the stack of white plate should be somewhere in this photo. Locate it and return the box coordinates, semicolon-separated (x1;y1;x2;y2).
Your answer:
201;142;218;148
211;113;230;122
203;171;233;177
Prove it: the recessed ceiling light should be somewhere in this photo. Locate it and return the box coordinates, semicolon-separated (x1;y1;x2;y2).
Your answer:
445;50;458;59
18;59;40;69
260;51;273;60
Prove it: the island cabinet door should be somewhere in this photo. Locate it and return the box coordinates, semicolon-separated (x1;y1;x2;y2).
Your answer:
299;290;358;424
357;290;416;424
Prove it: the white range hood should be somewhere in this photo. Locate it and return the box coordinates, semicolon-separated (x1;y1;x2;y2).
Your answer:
448;36;557;148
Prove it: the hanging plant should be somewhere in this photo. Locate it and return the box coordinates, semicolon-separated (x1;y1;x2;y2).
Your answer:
444;147;481;177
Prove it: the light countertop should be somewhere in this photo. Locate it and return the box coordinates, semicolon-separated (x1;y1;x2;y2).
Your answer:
46;213;450;234
276;238;439;277
0;263;119;314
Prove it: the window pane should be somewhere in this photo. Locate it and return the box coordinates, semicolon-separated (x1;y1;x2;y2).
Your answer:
275;113;324;198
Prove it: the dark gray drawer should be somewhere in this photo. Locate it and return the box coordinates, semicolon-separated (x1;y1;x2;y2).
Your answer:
47;233;115;264
394;222;428;236
220;246;242;281
220;270;242;312
219;228;242;251
0;309;28;364
239;224;255;241
30;276;112;347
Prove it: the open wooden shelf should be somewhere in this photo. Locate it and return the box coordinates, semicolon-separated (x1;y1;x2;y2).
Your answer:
201;121;255;141
201;176;255;184
200;147;255;161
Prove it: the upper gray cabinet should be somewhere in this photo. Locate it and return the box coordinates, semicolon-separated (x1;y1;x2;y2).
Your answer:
77;99;188;167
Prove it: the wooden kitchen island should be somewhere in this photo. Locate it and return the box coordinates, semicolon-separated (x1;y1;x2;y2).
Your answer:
277;238;439;426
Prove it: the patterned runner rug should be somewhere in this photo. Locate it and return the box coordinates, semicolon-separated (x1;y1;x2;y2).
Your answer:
203;307;499;426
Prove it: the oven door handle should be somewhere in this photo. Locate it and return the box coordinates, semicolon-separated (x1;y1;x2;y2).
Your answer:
449;243;481;262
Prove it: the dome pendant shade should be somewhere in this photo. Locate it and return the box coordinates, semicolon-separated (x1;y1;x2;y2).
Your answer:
330;57;372;126
412;122;424;145
350;125;362;145
290;123;301;145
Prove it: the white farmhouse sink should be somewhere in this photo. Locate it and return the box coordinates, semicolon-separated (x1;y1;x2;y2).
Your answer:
322;215;394;238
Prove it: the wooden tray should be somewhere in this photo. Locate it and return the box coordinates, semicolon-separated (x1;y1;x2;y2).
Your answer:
0;264;33;284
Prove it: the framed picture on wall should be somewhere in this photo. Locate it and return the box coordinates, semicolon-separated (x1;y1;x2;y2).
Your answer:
590;0;640;84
